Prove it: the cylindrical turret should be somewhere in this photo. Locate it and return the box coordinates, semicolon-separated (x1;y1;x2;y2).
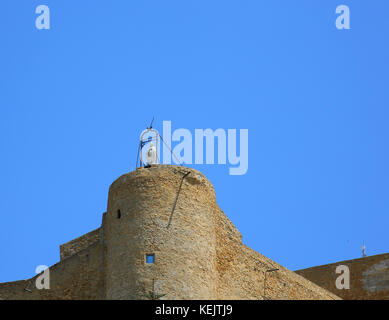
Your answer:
103;165;218;299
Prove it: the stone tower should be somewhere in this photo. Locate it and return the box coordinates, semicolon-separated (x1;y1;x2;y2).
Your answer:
0;165;340;300
103;165;218;299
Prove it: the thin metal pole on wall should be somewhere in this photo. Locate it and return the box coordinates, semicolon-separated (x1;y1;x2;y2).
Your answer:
263;268;279;299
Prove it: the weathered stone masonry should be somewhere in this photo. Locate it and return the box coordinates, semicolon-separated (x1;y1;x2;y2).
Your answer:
0;165;339;300
296;253;389;300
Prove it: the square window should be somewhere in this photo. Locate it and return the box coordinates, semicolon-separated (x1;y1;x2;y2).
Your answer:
146;254;155;264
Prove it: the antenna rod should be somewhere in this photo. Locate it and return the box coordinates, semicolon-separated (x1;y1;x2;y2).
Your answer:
148;116;154;129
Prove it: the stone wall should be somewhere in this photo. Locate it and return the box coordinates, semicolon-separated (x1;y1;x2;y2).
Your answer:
0;165;341;300
214;207;338;300
60;228;100;260
295;253;389;300
0;241;103;300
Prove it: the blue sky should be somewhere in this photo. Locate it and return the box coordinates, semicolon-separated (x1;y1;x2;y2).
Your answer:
1;0;388;283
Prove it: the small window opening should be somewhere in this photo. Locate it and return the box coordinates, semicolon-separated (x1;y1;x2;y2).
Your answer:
117;209;121;219
146;254;155;264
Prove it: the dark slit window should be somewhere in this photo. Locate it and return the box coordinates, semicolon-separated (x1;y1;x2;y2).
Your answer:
117;209;121;219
